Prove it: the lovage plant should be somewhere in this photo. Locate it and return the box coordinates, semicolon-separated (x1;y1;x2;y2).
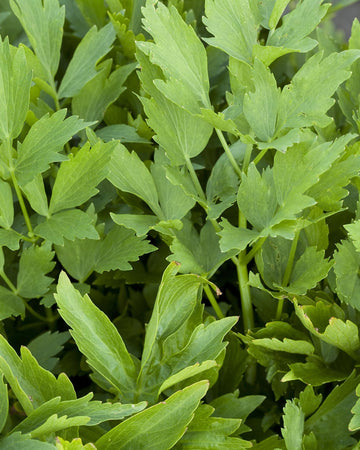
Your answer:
0;0;360;448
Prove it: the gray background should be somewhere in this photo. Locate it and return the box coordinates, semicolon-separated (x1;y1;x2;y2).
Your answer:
334;1;360;37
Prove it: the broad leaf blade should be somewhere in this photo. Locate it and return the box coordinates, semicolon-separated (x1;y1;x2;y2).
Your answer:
95;381;209;450
55;272;138;400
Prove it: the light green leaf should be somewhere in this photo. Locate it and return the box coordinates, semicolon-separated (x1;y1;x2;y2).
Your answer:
0;335;76;415
243;59;280;142
35;209;99;245
55;272;138;400
49;141;115;214
176;404;249;449
159;361;217;395
0;286;24;321
269;0;291;29
72;60;136;124
110;213;158;236
268;0;329;53
10;0;65;81
281;400;304;450
0;433;56;449
0;178;13;228
95;381;209;450
299;386;322;418
345;219;360;251
211;392;265;421
107;142;161;216
75;0;107;28
277;50;360;131
151;150;195;220
58;22;116;98
15;110;89;186
334;239;360;310
279;247;333;295
218;218;259;252
349;384;360;431
17;244;55;298
283;361;349;386
0;373;8;434
139;2;210;109
0;229;21;250
0;37;31;141
251;338;314;355
96;124;149;144
13;393;146;436
27;331;70;371
203;0;258;64
294;300;360;357
22;175;48;216
137;48;212;166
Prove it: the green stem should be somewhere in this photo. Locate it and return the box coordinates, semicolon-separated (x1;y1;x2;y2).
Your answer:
185;157;207;202
204;284;224;319
23;302;50;323
275;230;300;320
237;213;254;331
0;270;16;292
215;129;242;179
245;237;267;265
10;170;34;237
243;143;253;173
253;148;268;166
12;229;36;243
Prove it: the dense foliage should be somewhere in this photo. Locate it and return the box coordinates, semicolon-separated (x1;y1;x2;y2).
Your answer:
0;0;360;448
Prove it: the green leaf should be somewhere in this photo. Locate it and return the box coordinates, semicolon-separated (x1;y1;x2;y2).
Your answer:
107;143;161;216
251;338;314;355
158;361;217;395
0;286;24;321
139;2;210;109
12;394;146;436
137;48;212;166
0;373;8;434
0;178;13;228
243;59;280;142
72;60;136;124
58;22;116;98
27;331;70;371
0;335;75;415
95;381;209;450
298;386;322;418
15;110;89;186
0;433;56;449
211;392;265;421
10;0;65;82
175;404;250;449
0;37;31;141
277;50;360;131
75;0;107;28
203;0;258;64
55;272;138;400
279;247;333;295
283;360;349;386
334;239;360;310
281;400;304;450
17;244;55;298
218;218;259;252
22;175;48;216
168;220;237;277
349;384;360;431
293;299;360;357
49;141;115;214
110;213;158;236
96;124;149;144
304;372;360;449
267;0;329;53
345;219;360;251
35;209;99;246
0;229;21;250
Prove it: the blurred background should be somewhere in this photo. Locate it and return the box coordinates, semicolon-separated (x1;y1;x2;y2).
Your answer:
333;0;360;37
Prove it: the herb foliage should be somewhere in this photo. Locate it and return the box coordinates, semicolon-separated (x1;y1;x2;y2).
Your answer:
0;0;360;448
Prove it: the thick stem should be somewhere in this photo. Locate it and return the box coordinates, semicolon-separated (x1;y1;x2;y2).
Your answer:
0;270;17;293
185;157;207;202
215;129;242;179
276;230;300;320
245;237;267;265
253;148;268;166
204;284;224;319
